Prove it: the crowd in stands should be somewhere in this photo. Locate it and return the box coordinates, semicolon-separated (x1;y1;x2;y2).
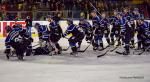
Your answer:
0;0;150;20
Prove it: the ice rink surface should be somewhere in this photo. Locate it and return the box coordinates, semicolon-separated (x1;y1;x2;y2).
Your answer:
0;37;150;82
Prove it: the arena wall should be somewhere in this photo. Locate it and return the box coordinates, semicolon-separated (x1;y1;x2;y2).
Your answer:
0;20;92;38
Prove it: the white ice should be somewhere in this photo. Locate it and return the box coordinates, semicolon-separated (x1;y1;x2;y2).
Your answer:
0;37;150;82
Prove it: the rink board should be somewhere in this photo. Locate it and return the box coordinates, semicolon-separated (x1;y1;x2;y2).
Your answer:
0;20;149;38
0;20;92;38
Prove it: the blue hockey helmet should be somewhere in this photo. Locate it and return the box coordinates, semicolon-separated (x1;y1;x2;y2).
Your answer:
126;16;131;21
5;25;12;33
91;10;97;13
35;23;40;26
79;18;85;22
67;19;73;25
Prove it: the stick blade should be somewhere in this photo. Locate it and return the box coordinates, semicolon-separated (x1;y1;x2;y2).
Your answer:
115;51;123;54
97;54;105;58
78;50;85;52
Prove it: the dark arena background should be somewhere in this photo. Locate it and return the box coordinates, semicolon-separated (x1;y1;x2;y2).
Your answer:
0;0;150;82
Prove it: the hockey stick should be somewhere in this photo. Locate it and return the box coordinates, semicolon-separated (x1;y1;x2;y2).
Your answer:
97;46;115;58
115;51;123;55
88;0;101;15
137;46;150;55
97;38;120;58
32;44;40;48
97;49;109;58
109;36;126;52
78;43;91;52
98;45;110;51
99;38;119;51
63;42;91;52
115;42;139;55
109;46;119;52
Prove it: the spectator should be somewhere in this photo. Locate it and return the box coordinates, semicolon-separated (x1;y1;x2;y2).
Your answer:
0;0;149;20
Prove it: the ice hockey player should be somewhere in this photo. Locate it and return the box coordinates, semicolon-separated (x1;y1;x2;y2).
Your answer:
136;18;149;50
145;30;150;50
121;16;135;55
25;16;33;55
122;8;136;48
109;12;122;46
47;16;63;55
133;8;144;21
5;23;33;60
75;21;85;51
25;16;32;37
100;12;110;45
34;23;51;55
90;10;104;50
34;23;50;45
79;18;93;43
130;8;145;48
53;13;62;24
63;19;84;55
128;17;136;48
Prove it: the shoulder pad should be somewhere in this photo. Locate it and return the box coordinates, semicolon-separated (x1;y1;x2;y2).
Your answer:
67;24;75;31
